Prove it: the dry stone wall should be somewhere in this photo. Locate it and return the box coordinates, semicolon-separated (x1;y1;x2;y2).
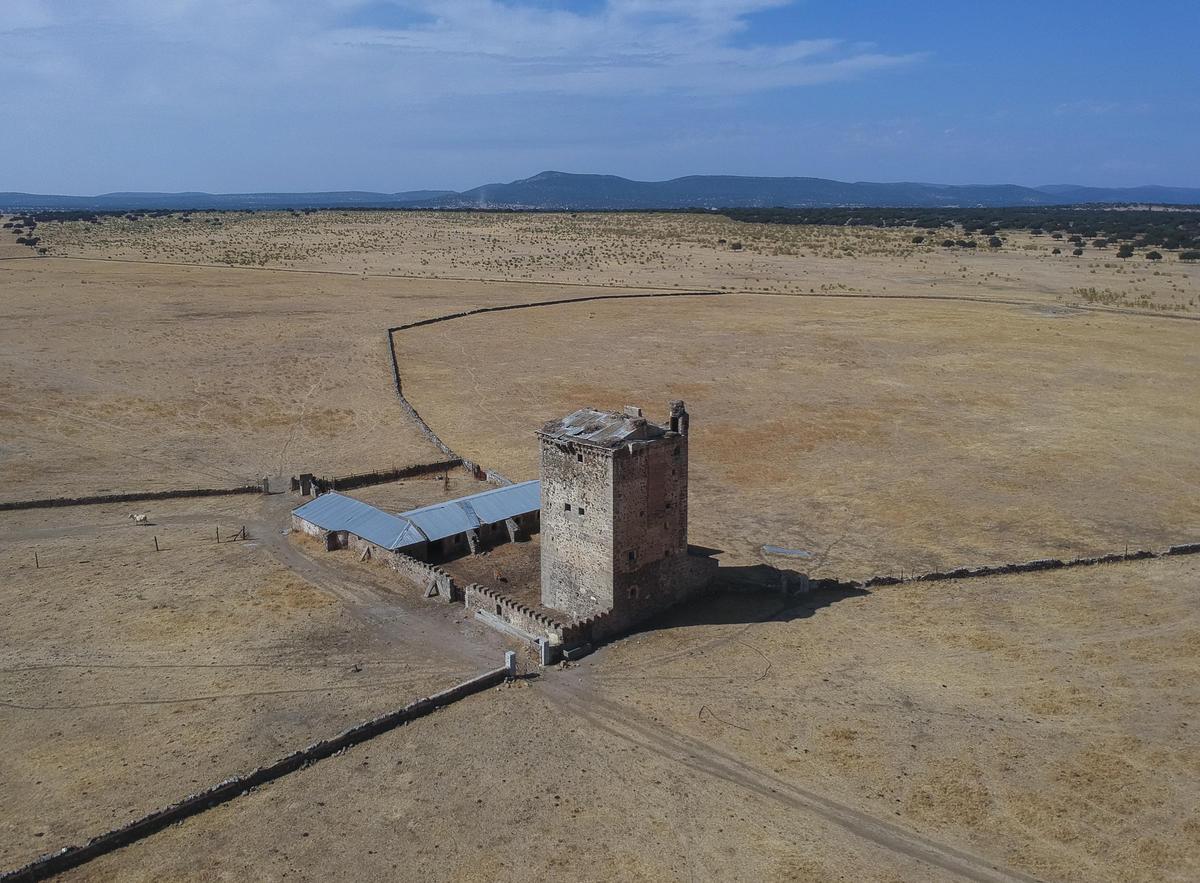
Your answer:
0;665;512;883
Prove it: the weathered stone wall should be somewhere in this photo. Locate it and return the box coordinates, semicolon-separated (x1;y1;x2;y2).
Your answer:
326;458;463;492
4;664;512;882
339;533;457;602
291;513;328;541
384;547;456;603
464;583;572;644
539;442;615;617
0;483;261;512
610;429;690;622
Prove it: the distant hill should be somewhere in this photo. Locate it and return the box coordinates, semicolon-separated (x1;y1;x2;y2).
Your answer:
2;173;1198;212
0;190;454;211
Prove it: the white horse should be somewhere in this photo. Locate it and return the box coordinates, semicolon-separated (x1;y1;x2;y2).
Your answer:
129;513;149;525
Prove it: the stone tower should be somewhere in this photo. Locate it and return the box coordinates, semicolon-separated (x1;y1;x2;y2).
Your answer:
538;401;693;627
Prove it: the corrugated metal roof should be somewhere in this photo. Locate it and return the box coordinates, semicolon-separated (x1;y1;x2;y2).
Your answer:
398;479;540;542
458;480;541;526
539;407;667;448
292;493;426;550
293;480;542;549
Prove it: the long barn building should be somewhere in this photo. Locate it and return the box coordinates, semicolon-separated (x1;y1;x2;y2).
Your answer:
291;480;541;561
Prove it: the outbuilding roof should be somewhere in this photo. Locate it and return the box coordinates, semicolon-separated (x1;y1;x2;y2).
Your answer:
538;407;668;449
398;479;540;542
292;480;542;549
291;492;426;550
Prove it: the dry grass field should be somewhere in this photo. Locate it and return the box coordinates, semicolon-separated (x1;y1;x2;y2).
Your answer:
0;492;505;871
398;293;1200;578
25;210;1199;312
0;254;627;500
52;555;1200;883
1;210;1197;881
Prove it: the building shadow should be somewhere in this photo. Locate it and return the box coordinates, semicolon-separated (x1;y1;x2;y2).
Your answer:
589;553;869;649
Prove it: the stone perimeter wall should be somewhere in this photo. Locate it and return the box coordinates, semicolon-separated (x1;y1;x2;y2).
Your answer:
1;664;513;883
463;583;584;646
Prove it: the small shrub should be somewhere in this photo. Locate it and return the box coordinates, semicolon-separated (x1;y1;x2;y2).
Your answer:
1146;251;1163;261
1073;248;1084;256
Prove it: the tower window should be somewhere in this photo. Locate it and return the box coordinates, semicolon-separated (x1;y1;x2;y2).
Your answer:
577;506;585;515
627;550;637;562
629;586;639;599
563;502;571;511
577;453;584;462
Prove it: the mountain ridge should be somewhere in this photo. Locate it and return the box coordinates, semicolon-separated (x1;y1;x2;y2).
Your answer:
3;173;1198;212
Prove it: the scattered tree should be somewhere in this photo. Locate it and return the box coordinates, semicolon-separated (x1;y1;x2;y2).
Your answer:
1073;248;1084;256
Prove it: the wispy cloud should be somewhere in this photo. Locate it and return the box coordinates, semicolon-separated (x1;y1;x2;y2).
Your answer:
1;1;919;106
0;1;926;190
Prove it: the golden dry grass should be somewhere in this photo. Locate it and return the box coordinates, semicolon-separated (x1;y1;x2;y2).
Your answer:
396;294;1200;578
2;210;1197;881
0;495;481;870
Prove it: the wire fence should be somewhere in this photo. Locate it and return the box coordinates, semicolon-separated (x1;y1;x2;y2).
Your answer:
4;524;252;572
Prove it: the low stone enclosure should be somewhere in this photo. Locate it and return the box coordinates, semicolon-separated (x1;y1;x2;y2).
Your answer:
298;502;1200;666
292;508;713;658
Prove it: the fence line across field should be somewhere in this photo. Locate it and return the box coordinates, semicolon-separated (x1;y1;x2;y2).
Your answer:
7;525;251;571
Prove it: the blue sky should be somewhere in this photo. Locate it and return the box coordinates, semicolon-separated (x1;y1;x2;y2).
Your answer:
2;1;1197;193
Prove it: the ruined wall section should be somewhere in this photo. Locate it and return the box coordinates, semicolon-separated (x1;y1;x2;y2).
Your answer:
539;442;615;618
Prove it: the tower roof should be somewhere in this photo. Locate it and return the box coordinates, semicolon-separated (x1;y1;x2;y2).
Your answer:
538;407;669;449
